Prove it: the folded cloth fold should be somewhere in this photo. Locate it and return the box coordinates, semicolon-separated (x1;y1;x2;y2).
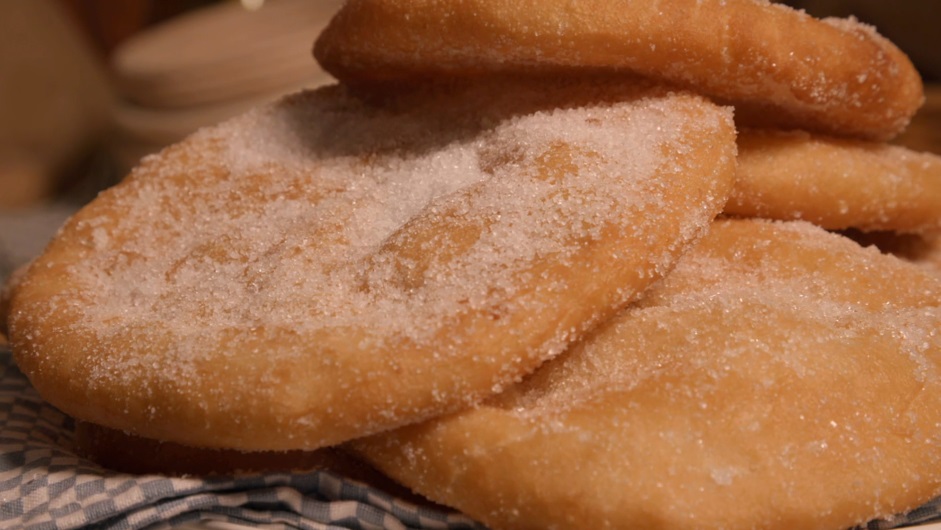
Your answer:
0;347;482;530
0;344;939;530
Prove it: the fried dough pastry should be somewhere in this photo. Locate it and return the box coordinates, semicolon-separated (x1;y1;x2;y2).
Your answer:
352;219;941;530
727;129;941;233
7;78;735;452
314;0;923;140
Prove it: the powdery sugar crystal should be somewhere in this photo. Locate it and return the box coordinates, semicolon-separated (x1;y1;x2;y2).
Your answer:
48;81;729;390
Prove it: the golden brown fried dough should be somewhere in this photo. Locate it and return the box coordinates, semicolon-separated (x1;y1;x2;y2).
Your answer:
728;129;941;232
8;79;735;452
353;219;941;530
315;0;923;140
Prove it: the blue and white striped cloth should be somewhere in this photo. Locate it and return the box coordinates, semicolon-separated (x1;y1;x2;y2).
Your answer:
0;346;482;530
0;345;939;530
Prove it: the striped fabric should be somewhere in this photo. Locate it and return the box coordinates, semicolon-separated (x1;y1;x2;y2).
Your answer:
0;345;939;530
0;347;482;530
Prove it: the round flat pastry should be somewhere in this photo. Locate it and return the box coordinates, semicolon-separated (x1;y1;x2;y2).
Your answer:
314;0;923;141
352;219;941;530
7;78;735;451
728;128;941;232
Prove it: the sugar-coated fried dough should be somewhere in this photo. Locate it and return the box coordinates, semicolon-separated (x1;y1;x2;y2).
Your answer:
728;129;941;232
7;79;735;451
352;219;941;530
314;0;923;140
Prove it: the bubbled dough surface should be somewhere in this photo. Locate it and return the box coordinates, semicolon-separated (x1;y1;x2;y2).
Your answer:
314;0;923;141
729;129;941;233
8;79;735;451
353;219;941;530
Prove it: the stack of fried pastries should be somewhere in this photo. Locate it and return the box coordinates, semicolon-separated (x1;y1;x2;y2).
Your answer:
4;1;941;529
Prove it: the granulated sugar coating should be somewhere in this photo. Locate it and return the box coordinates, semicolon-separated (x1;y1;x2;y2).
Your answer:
728;129;941;233
6;78;735;451
353;219;941;530
315;0;923;141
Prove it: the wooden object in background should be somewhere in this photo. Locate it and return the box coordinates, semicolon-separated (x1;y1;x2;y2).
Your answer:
108;0;340;173
57;0;217;57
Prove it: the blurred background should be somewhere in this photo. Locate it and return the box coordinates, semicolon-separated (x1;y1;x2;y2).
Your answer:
0;0;341;278
0;0;938;280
